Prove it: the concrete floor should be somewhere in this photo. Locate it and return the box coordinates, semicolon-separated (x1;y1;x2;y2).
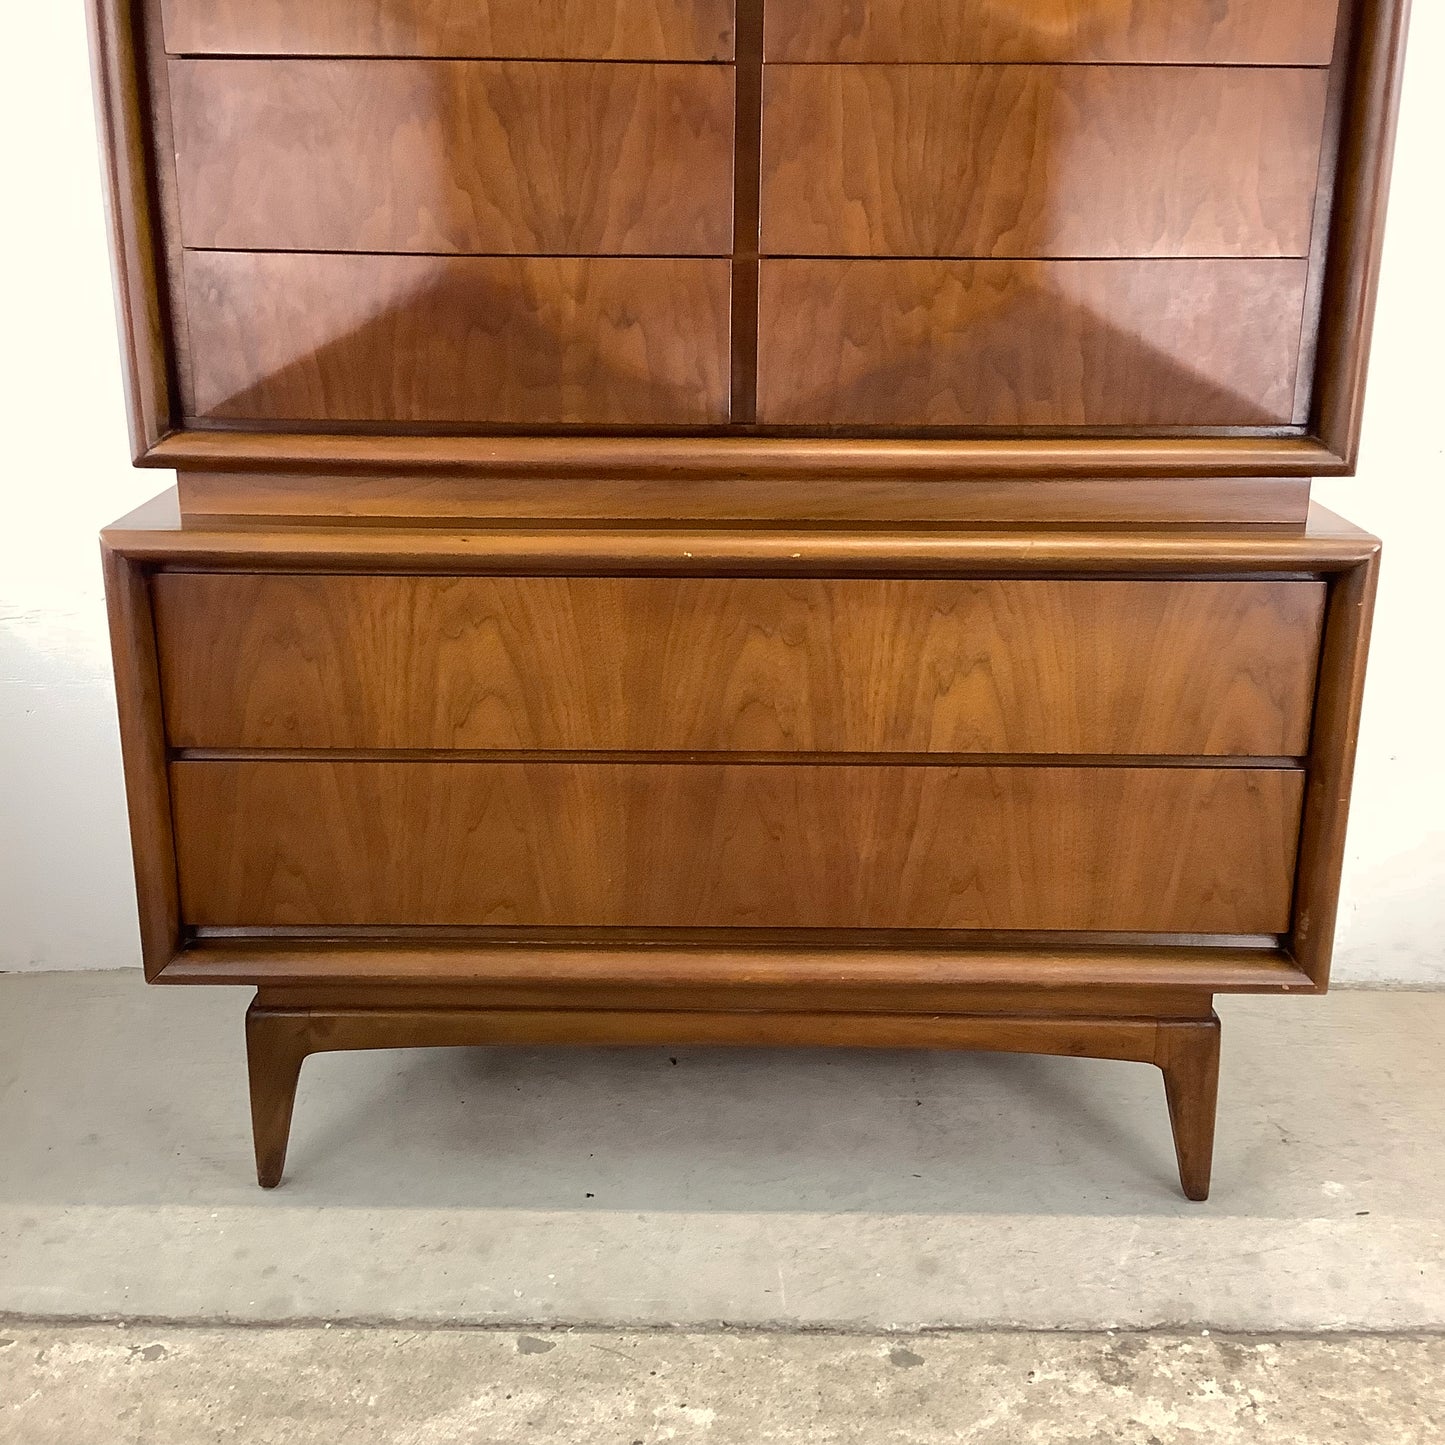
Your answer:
1;972;1442;1331
4;1325;1444;1444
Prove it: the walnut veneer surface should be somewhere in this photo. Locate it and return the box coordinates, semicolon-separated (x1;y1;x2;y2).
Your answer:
93;0;1411;474
89;0;1407;1197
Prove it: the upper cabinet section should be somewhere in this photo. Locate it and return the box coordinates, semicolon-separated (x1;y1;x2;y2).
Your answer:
764;0;1340;65
159;0;737;61
90;0;1411;476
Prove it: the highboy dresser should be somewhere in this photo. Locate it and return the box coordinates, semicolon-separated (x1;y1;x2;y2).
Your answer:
92;0;1409;1196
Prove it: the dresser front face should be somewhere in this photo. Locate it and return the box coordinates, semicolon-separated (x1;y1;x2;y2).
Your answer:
93;0;1408;473
107;545;1373;975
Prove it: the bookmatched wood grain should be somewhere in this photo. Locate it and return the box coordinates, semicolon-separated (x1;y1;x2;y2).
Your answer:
171;59;734;255
764;0;1341;65
160;0;736;60
153;575;1326;756
762;65;1329;259
757;258;1310;427
171;761;1305;933
91;0;1414;477
183;251;732;425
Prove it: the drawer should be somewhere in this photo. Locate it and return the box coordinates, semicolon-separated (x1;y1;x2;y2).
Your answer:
756;259;1308;427
183;252;732;425
153;576;1325;756
761;66;1328;259
171;761;1304;933
171;60;734;255
161;0;736;61
764;0;1339;65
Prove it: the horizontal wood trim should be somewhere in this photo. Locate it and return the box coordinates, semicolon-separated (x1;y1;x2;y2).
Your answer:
173;752;1306;770
248;981;1219;1019
763;0;1341;64
153;575;1325;755
174;471;1314;526
183;252;732;425
762;65;1328;259
171;59;734;255
157;937;1315;995
160;0;736;60
757;259;1310;427
143;432;1349;479
246;1005;1181;1058
170;760;1305;933
102;496;1381;575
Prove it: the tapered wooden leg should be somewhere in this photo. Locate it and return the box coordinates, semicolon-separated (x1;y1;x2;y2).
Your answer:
237;993;1225;1197
245;1002;315;1189
1155;1013;1222;1202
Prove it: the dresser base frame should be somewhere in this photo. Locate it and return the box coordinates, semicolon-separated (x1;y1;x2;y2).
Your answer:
245;993;1222;1200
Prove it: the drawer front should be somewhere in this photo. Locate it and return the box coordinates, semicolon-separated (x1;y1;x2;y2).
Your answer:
154;576;1325;756
757;258;1308;427
171;60;735;256
183;252;732;425
762;66;1328;259
161;0;736;61
764;0;1340;64
171;761;1305;933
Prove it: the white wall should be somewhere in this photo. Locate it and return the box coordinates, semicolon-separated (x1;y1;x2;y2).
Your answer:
2;6;1442;980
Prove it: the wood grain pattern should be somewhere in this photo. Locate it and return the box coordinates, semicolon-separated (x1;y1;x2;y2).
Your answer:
183;251;731;425
107;493;1379;573
167;938;1313;995
171;761;1305;933
86;0;173;457
90;0;1417;480
762;66;1328;259
153;576;1325;756
757;259;1309;427
1291;539;1381;986
101;543;181;980
171;59;734;255
764;0;1340;64
174;471;1315;527
147;429;1345;479
1313;0;1415;467
161;0;736;60
105;494;1380;574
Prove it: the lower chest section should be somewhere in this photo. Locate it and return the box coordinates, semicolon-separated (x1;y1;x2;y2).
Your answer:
146;568;1328;940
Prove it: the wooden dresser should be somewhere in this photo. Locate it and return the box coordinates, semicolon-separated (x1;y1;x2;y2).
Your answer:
91;0;1410;1197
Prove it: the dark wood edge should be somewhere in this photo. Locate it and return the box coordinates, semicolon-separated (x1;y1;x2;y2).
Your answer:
1291;0;1361;426
1312;0;1414;468
87;0;174;459
101;543;184;980
141;432;1348;480
252;981;1217;1019
240;1003;1183;1058
728;0;764;422
1287;541;1382;986
158;938;1314;996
